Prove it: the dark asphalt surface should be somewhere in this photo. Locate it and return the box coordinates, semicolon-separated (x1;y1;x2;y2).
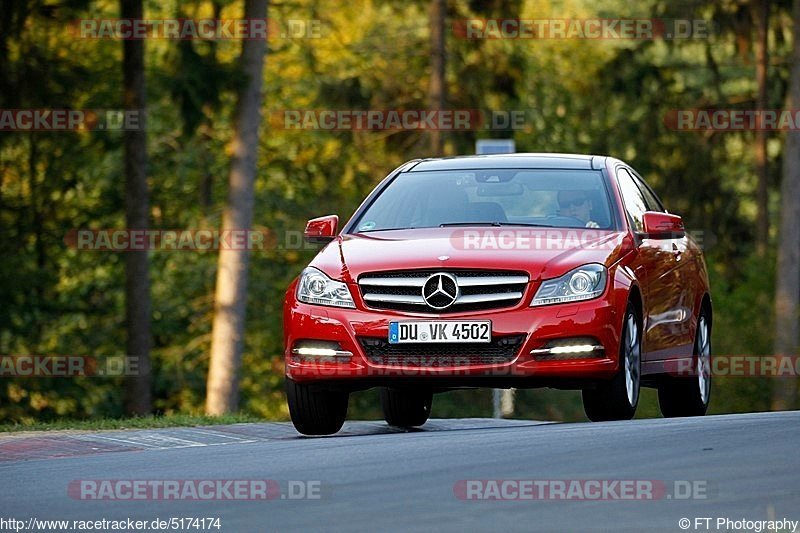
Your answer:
1;411;799;532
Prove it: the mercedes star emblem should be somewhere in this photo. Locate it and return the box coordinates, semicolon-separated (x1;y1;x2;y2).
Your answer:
422;273;459;309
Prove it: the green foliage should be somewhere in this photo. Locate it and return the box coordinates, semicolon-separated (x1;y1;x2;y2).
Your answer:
0;0;795;424
0;413;261;433
705;253;776;414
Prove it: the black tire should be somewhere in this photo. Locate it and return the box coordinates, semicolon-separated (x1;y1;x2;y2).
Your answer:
582;303;641;422
285;378;348;435
658;310;711;417
380;388;432;428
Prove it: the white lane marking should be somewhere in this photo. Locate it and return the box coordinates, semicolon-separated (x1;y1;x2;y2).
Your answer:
73;433;253;450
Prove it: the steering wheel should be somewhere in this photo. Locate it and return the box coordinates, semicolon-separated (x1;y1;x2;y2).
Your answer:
546;214;587;227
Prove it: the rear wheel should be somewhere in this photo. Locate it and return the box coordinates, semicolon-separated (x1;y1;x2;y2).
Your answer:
380;388;433;428
582;303;641;421
285;378;349;435
658;311;711;417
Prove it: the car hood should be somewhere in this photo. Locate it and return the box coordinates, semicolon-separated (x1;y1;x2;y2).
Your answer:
309;227;633;283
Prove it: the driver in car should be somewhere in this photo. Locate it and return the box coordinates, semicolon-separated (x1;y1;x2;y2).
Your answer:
557;190;601;228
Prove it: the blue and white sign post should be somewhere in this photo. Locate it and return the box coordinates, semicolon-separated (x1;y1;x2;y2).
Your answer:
475;138;516;419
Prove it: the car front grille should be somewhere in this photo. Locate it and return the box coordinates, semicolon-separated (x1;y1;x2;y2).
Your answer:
358;335;526;367
358;270;529;313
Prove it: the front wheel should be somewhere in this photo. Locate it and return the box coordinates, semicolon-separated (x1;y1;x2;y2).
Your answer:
658;311;711;417
380;388;432;428
286;378;349;435
582;303;641;421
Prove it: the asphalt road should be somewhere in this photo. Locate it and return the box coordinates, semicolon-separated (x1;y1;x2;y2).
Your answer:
1;411;799;532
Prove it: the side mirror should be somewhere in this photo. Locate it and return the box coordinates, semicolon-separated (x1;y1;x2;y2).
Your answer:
641;211;685;239
304;215;339;244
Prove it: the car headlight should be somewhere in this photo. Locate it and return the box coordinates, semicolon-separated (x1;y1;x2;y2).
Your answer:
296;267;355;308
531;264;607;306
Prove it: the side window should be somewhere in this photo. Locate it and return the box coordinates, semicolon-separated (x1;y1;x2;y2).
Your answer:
616;168;648;231
630;172;665;213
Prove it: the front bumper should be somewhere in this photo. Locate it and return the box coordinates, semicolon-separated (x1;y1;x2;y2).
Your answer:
284;280;625;388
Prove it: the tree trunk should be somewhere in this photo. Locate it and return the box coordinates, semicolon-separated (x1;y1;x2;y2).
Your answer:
754;0;770;256
121;0;152;415
428;0;445;156
772;0;800;411
206;0;269;415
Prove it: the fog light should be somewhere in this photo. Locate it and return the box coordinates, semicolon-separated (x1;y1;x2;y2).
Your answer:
530;337;604;359
291;340;353;360
548;345;597;354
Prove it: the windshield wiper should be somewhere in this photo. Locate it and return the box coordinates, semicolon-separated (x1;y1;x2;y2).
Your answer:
495;222;552;228
440;222;551;228
358;227;416;233
440;222;503;227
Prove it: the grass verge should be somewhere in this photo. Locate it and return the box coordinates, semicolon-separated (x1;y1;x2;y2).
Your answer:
0;413;264;433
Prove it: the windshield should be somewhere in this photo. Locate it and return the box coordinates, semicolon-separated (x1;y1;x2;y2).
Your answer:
352;169;616;232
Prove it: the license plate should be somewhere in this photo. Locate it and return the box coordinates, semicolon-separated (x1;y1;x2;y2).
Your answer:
388;321;492;344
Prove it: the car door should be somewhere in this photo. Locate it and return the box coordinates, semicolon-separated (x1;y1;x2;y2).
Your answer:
628;169;696;355
616;167;686;360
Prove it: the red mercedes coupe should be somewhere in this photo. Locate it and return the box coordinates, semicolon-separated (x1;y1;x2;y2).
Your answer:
284;154;712;435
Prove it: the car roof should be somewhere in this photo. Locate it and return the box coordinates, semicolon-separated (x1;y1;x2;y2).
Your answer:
406;153;608;172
